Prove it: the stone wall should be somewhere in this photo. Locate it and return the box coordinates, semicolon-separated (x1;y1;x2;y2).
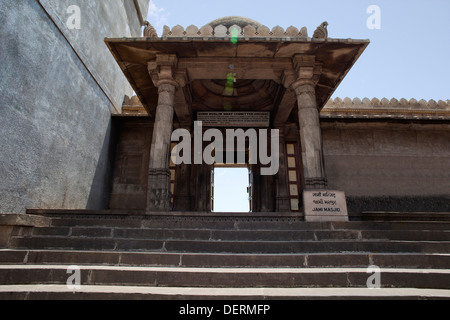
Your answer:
109;117;153;211
0;0;149;213
322;121;450;212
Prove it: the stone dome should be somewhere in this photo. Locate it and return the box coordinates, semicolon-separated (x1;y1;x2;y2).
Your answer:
205;16;263;29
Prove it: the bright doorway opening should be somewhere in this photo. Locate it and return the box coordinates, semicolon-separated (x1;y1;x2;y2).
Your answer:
212;167;251;213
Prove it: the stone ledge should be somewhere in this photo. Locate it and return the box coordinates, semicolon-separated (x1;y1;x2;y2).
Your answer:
145;211;301;218
0;214;52;248
1;285;450;300
361;212;450;222
26;209;301;218
0;214;51;228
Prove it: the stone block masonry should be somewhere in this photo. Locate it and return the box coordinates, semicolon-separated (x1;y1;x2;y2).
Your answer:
0;0;149;213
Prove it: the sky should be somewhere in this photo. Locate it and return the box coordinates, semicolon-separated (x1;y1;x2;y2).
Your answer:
213;168;250;212
147;0;450;101
147;0;450;212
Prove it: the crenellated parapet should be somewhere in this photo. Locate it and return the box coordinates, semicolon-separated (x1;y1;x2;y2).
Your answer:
161;24;312;39
143;17;331;40
322;98;450;120
120;95;148;116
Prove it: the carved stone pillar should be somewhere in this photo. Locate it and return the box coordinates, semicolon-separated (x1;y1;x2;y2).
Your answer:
275;130;291;212
291;55;327;190
146;55;179;212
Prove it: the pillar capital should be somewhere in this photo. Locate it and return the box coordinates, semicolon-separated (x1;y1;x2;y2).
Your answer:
148;54;181;88
149;54;178;69
290;54;323;91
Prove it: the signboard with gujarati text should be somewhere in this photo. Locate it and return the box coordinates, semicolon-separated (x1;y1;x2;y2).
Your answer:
303;190;349;222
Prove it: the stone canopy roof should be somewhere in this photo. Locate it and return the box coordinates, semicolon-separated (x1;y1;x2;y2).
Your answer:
106;17;370;125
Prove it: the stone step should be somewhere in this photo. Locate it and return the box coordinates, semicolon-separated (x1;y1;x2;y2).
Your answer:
29;227;450;242
1;265;449;289
41;215;450;231
2;285;450;300
8;211;448;300
1;250;450;269
362;212;450;222
9;236;450;253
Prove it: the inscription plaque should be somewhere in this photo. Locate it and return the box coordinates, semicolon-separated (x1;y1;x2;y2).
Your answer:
197;112;270;128
303;190;349;222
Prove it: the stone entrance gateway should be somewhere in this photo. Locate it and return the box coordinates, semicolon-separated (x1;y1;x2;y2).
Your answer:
105;16;369;220
2;8;450;300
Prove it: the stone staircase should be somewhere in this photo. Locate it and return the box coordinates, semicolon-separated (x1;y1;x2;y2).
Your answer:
0;211;450;300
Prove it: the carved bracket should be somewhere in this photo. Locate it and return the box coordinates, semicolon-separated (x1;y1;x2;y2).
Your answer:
148;54;179;88
291;55;323;90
